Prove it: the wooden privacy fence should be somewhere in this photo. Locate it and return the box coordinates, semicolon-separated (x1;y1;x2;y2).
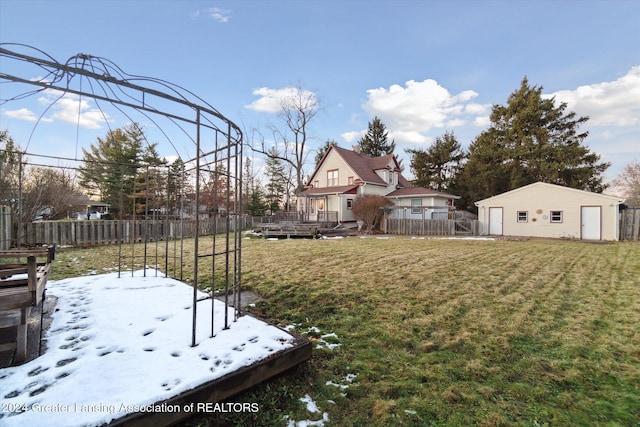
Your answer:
384;218;479;236
620;209;640;241
20;218;252;247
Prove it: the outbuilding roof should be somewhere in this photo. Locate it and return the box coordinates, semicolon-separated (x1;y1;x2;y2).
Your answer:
474;181;625;205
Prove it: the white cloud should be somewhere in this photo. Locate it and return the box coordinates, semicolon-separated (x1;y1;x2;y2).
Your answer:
245;87;318;113
546;65;640;127
356;78;487;145
193;7;231;23
473;116;491;127
341;131;362;143
37;92;108;129
389;130;429;145
464;103;489;115
4;108;38;121
445;118;466;128
348;113;361;125
205;7;231;22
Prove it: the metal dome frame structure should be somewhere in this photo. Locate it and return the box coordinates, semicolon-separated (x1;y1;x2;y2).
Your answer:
0;43;244;347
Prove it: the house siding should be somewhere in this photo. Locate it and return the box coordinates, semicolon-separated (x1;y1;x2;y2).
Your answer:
300;146;460;225
388;196;451;219
314;153;355;188
476;183;623;241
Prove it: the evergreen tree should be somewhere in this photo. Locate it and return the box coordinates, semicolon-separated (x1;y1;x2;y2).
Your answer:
358;116;395;157
264;147;286;212
315;139;338;168
244;186;268;216
131;165;166;217
456;77;610;211
167;158;191;217
407;131;465;191
241;157;268;216
78;123;162;217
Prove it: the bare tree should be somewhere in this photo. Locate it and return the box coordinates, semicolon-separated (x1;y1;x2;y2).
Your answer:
351;195;393;234
613;160;640;207
248;87;320;195
22;166;85;220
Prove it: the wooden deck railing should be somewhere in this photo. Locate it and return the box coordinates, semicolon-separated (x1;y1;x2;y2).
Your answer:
0;245;56;365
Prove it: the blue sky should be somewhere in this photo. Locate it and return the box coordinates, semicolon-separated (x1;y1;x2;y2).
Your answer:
1;0;639;185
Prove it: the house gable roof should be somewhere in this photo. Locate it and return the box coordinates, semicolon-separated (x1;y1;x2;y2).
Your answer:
475;181;625;205
303;145;460;200
306;145;399;187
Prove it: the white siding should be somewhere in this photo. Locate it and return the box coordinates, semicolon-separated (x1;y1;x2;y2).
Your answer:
388;196;450;219
476;183;622;240
341;195;356;222
310;150;358;188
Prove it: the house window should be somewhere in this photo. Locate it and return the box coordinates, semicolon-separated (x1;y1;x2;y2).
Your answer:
327;170;338;187
550;211;563;223
348;176;354;185
411;198;422;214
310;199;316;214
388;172;394;184
346;199;353;209
314;180;319;188
517;211;528;222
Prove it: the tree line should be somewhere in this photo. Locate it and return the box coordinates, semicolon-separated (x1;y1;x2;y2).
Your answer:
407;78;614;211
0;124;237;221
2;77;639;223
245;77;638;215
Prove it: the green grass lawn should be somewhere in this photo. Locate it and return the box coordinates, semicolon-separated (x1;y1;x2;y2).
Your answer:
50;237;640;426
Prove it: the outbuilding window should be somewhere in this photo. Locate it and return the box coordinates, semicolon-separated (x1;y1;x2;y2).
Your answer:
346;199;353;209
550;211;563;223
517;211;528;222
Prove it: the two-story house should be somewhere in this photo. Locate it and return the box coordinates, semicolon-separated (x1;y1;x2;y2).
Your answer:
299;145;460;224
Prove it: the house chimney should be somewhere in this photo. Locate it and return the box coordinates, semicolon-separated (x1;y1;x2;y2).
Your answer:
353;145;361;154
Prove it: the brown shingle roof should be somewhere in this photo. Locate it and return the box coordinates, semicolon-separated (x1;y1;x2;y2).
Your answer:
331;146;399;186
386;187;460;199
300;185;359;196
305;145;460;200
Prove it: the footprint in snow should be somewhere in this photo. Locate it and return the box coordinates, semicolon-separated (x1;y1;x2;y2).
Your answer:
161;378;181;391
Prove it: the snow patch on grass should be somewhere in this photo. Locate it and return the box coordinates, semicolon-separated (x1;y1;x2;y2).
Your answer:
283;394;330;427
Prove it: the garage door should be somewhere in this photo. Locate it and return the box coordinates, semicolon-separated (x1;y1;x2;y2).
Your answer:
488;207;503;235
581;206;601;240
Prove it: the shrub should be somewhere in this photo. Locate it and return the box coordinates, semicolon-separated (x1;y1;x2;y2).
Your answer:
351;195;392;233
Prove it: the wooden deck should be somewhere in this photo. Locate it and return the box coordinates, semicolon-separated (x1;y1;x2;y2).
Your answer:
109;335;312;426
259;221;321;239
257;221;359;239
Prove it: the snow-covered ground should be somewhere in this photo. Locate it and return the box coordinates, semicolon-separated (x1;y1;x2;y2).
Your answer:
0;270;298;426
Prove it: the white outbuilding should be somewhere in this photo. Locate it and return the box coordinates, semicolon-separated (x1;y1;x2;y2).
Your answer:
475;182;625;241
